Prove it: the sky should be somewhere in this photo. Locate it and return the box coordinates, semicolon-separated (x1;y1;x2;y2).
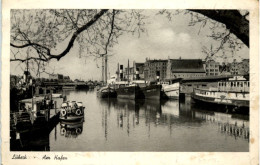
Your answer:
10;10;249;81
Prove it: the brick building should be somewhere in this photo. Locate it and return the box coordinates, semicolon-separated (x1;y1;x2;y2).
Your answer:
204;59;220;76
230;59;239;75
144;59;168;81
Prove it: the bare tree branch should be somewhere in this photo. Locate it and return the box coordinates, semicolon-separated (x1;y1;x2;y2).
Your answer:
10;57;48;62
189;10;249;47
11;9;109;61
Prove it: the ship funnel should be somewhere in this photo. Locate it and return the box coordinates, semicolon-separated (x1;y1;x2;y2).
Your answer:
120;65;123;81
136;68;140;80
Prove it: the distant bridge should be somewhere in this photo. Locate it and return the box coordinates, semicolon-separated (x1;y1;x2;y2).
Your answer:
42;82;88;87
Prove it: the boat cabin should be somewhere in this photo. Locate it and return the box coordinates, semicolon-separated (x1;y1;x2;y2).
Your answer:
218;76;249;92
218;81;249;92
113;80;147;88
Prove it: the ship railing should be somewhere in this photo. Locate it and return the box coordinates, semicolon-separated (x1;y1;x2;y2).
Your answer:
218;81;249;93
193;87;249;94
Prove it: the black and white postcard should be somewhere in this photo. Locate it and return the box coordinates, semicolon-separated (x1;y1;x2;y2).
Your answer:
1;0;259;164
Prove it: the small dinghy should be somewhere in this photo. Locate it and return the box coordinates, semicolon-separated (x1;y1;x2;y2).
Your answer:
59;101;85;122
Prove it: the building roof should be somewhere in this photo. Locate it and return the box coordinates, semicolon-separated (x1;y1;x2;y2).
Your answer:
182;75;234;82
146;59;167;63
170;59;205;73
135;63;144;67
64;76;70;79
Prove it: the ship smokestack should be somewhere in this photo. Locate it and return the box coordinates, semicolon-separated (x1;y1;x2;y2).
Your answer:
136;68;140;80
120;65;123;81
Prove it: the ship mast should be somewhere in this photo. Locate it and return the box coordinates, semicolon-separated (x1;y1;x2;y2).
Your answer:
127;59;130;84
105;55;108;84
117;63;119;81
133;61;135;80
101;56;104;84
101;55;108;85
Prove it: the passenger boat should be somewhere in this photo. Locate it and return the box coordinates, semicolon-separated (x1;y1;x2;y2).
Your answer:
97;86;117;98
192;76;249;109
59;101;85;122
161;78;181;99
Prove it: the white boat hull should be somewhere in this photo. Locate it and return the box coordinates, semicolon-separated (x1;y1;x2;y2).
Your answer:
162;83;180;99
192;88;249;108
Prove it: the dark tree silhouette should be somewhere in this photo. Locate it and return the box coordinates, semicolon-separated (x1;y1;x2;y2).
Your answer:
190;10;249;47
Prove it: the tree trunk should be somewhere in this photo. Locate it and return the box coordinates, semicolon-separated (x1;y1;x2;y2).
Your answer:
190;10;249;47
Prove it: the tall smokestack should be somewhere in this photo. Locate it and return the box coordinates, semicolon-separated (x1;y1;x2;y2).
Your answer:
117;63;119;81
133;61;135;80
136;68;140;80
127;59;130;83
120;65;123;81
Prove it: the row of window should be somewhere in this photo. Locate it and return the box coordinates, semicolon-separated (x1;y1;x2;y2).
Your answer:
206;73;219;75
205;92;247;98
146;63;167;67
218;81;250;87
170;74;204;78
206;69;219;72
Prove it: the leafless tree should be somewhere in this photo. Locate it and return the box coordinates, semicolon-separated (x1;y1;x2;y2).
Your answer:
10;9;148;75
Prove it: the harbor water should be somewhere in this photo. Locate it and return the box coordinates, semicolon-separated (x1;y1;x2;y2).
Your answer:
14;89;250;151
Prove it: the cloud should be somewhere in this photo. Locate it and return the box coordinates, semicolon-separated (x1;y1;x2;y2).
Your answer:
178;33;190;43
149;28;176;44
145;27;192;51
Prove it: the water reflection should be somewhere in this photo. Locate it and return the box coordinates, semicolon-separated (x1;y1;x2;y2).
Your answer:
194;111;249;140
60;121;84;138
161;100;179;117
12;90;249;151
98;95;249;144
